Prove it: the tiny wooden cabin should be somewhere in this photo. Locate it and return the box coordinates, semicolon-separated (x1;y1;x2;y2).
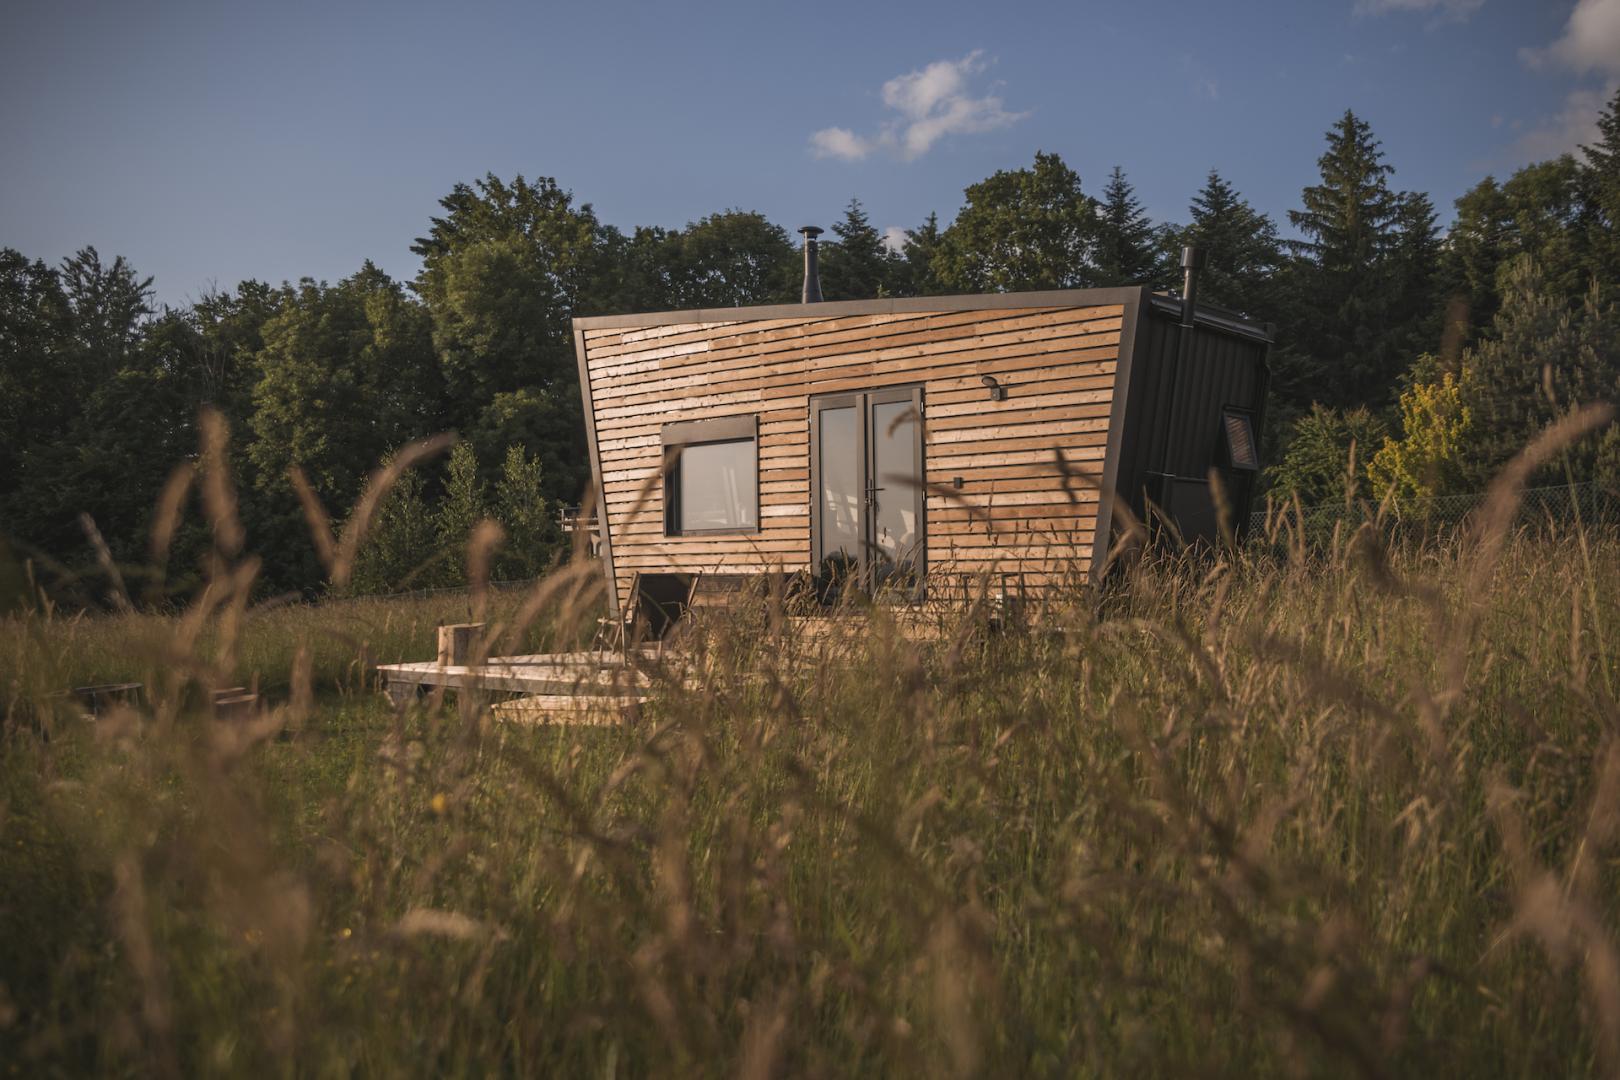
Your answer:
573;247;1271;615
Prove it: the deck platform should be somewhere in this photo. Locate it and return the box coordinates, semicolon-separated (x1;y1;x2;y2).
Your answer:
489;693;649;726
375;651;659;707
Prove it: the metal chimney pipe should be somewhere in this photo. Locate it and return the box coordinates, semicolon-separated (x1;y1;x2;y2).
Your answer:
1157;246;1208;481
799;226;824;304
1180;245;1206;328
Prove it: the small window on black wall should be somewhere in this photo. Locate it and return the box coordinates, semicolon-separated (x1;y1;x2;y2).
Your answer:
662;415;759;535
1222;409;1259;472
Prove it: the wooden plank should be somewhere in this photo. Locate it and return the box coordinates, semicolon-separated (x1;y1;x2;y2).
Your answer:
929;548;1095;565
927;388;1113;418
932;517;1098;536
589;340;1118;406
927;402;1114;432
587;306;1116;377
923;476;1104;498
491;694;649;726
925;432;1111;459
587;316;1120;394
585;310;931;363
928;370;1116;402
925;445;1108;470
589;330;1121;409
753;328;1122;397
611;557;813;573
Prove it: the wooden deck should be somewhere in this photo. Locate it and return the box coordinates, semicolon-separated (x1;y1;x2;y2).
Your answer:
375;651;660;707
374;607;1008;725
490;693;649;726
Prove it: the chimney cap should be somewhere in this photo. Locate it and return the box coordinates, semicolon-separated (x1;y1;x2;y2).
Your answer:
798;225;824;239
1180;246;1207;269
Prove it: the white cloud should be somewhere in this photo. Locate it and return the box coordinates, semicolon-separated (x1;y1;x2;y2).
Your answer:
1353;0;1484;20
1520;0;1620;76
1513;0;1620;160
809;127;877;162
881;226;908;254
808;51;1028;163
1512;80;1617;159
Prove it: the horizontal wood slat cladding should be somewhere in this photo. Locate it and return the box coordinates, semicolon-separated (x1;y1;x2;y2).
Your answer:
580;304;1126;610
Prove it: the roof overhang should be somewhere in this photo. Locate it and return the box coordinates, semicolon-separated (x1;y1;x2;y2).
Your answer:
571;285;1272;345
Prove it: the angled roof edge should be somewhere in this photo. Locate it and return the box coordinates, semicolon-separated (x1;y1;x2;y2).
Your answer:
571;286;1148;332
571;285;1273;344
1144;292;1274;344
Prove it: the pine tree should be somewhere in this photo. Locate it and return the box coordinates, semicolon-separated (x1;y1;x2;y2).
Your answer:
1446;158;1593;338
435;441;487;585
1453;256;1620;490
493;444;560;579
1093;167;1165;286
1174;171;1284;320
819;198;895;300
348;461;437;596
1288;112;1400;273
1387;191;1443;361
1283;111;1418;412
900;212;946;296
1580;86;1620;286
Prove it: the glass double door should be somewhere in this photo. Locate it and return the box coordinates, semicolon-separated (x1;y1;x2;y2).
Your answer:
811;386;925;593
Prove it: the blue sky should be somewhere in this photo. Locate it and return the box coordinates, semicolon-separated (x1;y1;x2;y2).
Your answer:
3;0;1616;307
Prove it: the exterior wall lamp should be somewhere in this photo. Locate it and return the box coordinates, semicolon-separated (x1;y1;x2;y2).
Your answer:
980;374;1007;401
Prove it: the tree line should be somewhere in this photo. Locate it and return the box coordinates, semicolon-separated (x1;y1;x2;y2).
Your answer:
2;96;1618;604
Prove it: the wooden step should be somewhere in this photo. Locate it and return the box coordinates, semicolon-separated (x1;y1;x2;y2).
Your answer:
490;694;649;726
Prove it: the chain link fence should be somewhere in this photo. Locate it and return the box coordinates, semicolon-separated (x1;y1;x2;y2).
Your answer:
1247;482;1620;548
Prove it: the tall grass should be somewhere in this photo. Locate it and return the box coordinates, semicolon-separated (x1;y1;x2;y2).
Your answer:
3;411;1619;1076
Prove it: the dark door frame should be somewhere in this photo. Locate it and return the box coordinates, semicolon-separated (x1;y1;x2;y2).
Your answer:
809;384;926;591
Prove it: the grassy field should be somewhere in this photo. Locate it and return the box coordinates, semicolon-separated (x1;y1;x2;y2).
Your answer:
4;492;1620;1075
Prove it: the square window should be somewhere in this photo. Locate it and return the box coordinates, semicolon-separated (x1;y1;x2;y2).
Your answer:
1222;409;1259;472
662;416;759;535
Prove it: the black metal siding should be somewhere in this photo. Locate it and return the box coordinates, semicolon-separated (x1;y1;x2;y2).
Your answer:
1113;309;1270;537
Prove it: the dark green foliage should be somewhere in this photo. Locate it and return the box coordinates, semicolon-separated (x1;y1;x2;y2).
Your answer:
0;248;161;575
934;151;1098;292
1447;157;1597;334
898;212;947;296
1452;257;1620;491
434;441;487;582
410;174;599;519
1093;166;1167;287
1168;171;1284;320
1264;404;1389;504
248;265;442;508
819;198;901;300
1282;110;1439;412
493;444;560;580
244;264;443;594
468;386;586;517
347;462;437;596
1579;87;1620;287
608;210;798;312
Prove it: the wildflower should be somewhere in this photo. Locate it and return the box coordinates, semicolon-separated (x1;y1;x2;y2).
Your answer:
430;792;449;815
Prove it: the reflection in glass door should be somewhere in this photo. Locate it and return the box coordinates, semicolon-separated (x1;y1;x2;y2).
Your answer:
811;386;925;595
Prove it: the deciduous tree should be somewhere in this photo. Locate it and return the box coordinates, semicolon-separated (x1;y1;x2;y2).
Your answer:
934;151;1098;292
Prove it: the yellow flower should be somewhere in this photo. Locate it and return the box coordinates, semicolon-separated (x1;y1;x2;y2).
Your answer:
430;792;448;815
